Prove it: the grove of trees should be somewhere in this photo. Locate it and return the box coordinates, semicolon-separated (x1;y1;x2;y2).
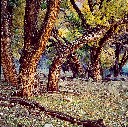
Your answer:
1;0;128;97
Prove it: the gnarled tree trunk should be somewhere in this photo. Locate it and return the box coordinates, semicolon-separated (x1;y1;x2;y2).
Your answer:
47;28;105;92
50;30;83;78
18;0;60;97
1;0;18;86
66;53;83;78
90;22;122;81
47;21;125;90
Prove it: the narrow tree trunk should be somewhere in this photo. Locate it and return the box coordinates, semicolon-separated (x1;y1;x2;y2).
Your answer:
1;0;18;86
90;47;102;81
47;57;63;92
67;53;83;78
114;44;121;77
91;60;102;81
119;50;128;74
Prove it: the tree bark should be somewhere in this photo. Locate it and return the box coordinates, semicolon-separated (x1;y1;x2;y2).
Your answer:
67;53;83;78
48;20;126;89
119;50;128;72
1;0;18;86
90;22;124;81
47;57;62;92
50;30;83;78
114;44;121;77
18;0;60;97
47;28;105;92
90;47;102;81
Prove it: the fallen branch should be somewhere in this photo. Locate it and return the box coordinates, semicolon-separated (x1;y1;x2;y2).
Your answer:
0;96;107;127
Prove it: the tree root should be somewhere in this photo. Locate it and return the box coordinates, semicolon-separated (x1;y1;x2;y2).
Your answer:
0;96;107;127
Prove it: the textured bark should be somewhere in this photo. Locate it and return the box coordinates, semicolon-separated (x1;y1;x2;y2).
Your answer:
47;28;105;92
66;53;83;78
90;47;102;81
51;30;83;78
119;51;128;71
18;0;60;97
1;0;18;86
48;21;126;87
47;58;62;92
90;22;124;81
114;44;121;77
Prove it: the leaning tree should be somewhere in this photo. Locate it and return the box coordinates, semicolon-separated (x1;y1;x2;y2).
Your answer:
47;0;128;92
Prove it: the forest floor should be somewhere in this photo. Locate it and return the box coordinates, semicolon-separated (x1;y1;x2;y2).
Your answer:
0;75;128;127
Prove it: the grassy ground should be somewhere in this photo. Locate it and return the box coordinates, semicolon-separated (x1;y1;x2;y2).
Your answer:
0;78;127;127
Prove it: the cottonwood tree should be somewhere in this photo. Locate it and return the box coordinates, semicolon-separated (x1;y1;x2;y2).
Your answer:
1;0;60;97
47;0;127;92
47;28;106;92
50;28;84;78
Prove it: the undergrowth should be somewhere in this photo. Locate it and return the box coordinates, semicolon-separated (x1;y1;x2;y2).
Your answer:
0;79;127;127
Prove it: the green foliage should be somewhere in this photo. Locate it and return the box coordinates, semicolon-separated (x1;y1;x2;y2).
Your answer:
11;0;25;59
100;47;115;68
41;1;47;10
60;0;69;9
76;44;90;63
9;0;127;70
81;0;128;27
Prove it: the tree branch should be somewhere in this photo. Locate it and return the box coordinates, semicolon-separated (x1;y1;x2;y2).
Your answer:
99;0;104;10
0;96;106;127
119;51;128;72
70;0;90;29
96;20;126;59
88;0;94;12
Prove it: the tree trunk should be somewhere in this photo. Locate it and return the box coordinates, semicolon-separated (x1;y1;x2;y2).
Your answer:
90;47;102;81
90;22;123;81
47;28;105;92
1;0;18;86
67;53;83;78
114;44;121;77
50;31;83;78
119;50;128;72
18;0;60;97
47;57;63;92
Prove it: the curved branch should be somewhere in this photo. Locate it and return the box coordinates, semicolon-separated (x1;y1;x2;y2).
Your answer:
70;0;90;29
0;96;106;127
88;0;94;12
96;20;127;60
